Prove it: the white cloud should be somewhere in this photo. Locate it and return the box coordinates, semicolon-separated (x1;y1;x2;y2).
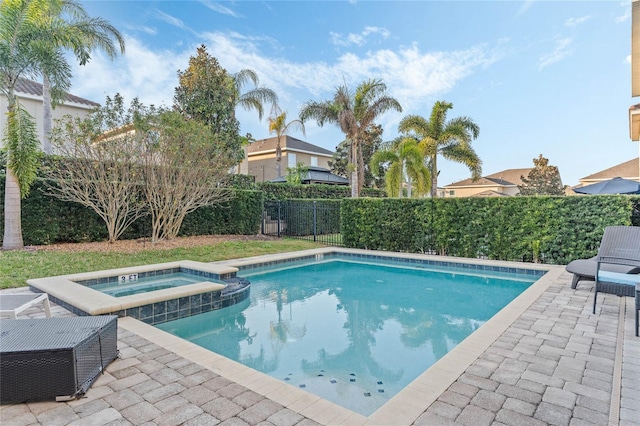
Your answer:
564;16;590;27
198;1;240;18
70;32;501;143
616;2;631;23
141;26;157;35
330;26;390;47
71;37;190;107
155;10;187;30
538;37;573;70
517;0;535;16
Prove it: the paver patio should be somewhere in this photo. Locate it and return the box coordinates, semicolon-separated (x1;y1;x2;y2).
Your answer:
0;267;638;426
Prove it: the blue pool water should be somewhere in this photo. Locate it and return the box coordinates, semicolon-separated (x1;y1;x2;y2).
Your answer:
92;272;222;297
156;258;537;415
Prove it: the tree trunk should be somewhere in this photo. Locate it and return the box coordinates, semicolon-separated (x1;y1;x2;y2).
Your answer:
406;163;412;198
357;144;365;196
275;137;282;178
430;154;438;198
3;168;24;249
42;75;53;154
350;139;359;197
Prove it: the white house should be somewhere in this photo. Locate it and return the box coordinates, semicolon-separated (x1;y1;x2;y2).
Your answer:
0;78;99;149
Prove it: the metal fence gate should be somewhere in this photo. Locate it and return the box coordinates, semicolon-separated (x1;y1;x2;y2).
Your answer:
262;200;343;246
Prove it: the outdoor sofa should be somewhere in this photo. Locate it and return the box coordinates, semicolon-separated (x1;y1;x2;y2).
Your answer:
0;315;118;402
589;226;640;337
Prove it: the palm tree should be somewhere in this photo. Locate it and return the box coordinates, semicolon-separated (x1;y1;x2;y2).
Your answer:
370;137;430;198
232;69;278;120
1;0;69;249
300;79;402;197
268;106;305;178
398;101;481;197
40;0;125;154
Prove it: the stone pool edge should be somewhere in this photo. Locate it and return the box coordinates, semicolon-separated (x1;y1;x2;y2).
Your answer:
119;248;563;426
27;260;238;318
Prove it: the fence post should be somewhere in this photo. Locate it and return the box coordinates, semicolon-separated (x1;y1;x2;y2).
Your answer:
277;201;281;237
313;201;317;242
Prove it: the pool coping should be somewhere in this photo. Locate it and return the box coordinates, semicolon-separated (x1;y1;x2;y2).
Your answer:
118;247;564;425
27;260;236;316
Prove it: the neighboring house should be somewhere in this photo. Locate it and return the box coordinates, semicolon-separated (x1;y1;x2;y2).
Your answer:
440;168;533;198
573;158;640;189
241;135;335;183
269;166;349;185
0;78;99;149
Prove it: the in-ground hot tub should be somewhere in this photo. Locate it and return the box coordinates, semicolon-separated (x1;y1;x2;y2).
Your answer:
28;260;250;325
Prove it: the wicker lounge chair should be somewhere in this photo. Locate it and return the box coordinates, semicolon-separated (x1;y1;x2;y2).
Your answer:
591;226;640;336
0;293;52;319
0;315;118;402
566;257;640;289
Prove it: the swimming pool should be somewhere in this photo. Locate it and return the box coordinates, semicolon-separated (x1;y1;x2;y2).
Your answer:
27;261;248;322
157;254;543;416
89;271;227;298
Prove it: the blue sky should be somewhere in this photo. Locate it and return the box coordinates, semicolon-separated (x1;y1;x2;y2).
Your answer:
72;0;638;187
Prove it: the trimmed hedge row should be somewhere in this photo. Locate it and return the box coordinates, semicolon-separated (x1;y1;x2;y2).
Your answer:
258;182;385;201
341;196;639;265
0;177;263;245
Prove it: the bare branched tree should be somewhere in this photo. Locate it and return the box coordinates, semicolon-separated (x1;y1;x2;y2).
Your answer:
140;111;236;243
45;94;146;243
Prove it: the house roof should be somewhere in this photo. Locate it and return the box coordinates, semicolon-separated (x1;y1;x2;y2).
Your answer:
471;190;511;197
248;135;334;156
445;168;533;188
580;157;640;181
269;166;349;185
14;77;99;107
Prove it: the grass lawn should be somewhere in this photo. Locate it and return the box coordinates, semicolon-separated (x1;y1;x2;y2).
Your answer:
0;237;322;289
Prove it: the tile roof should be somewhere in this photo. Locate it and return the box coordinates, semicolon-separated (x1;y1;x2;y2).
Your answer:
269;166;349;185
445;168;533;188
248;135;334;156
14;77;99;107
580;157;640;181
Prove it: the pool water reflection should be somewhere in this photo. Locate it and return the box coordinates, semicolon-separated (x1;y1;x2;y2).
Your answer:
156;259;535;415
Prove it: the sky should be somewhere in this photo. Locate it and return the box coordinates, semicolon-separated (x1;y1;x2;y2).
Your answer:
69;0;639;188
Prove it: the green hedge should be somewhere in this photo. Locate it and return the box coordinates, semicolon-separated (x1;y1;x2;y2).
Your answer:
341;196;639;264
0;176;263;245
258;182;384;201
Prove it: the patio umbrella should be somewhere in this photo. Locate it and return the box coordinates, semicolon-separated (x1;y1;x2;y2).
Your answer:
573;177;640;195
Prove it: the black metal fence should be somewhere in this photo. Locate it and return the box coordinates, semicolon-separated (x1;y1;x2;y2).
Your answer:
262;200;343;246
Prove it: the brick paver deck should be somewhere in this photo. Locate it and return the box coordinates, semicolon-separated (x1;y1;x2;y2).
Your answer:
1;268;638;426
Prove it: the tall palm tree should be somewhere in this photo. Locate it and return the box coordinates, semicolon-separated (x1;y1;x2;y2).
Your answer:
1;0;68;249
399;101;481;198
40;0;125;154
300;79;402;197
268;106;305;178
370;137;430;198
232;69;278;120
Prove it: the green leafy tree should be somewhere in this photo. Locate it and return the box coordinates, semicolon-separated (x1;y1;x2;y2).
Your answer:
268;106;305;178
40;0;125;154
329;124;384;189
370;137;430;197
300;79;402;197
518;154;565;196
1;0;73;248
285;162;310;185
173;44;242;162
399;101;481;197
233;69;278;121
140;110;236;242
